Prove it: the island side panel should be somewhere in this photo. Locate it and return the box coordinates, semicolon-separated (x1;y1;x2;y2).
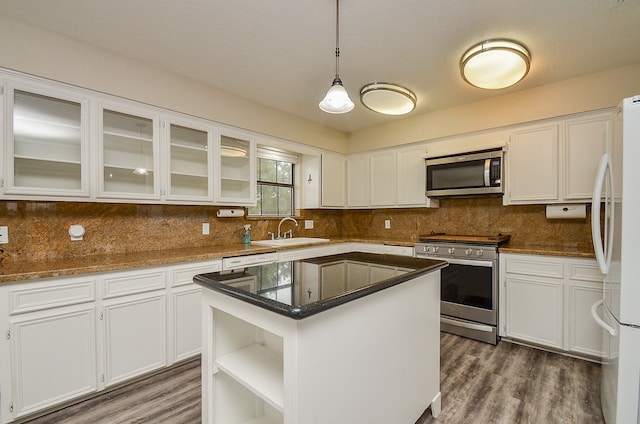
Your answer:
293;270;441;424
201;289;296;424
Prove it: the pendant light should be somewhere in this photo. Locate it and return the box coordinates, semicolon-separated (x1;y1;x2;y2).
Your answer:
319;0;354;114
460;39;531;90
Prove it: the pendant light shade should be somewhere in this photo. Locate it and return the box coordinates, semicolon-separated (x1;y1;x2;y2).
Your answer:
320;77;354;114
319;0;354;114
460;39;531;89
360;82;417;115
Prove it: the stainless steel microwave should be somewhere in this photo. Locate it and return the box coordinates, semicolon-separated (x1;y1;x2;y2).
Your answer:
425;149;504;198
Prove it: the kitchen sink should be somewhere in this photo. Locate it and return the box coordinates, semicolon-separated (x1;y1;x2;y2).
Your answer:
251;237;330;247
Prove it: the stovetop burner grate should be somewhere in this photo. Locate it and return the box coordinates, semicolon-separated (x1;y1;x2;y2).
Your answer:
417;234;510;246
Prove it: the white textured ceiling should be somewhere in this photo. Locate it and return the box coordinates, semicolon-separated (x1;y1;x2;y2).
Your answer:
2;0;640;133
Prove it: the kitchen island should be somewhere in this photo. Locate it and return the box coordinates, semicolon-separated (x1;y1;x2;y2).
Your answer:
194;252;446;424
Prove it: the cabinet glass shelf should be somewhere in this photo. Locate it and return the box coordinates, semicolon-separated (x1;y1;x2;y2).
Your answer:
101;109;155;196
15;158;82;190
168;123;210;199
219;134;253;203
11;89;84;193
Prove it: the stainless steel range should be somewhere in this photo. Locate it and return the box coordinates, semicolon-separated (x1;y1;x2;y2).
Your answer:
414;234;510;345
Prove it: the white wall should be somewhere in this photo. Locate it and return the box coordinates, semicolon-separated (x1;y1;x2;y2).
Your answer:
0;14;349;154
2;13;639;156
347;63;640;153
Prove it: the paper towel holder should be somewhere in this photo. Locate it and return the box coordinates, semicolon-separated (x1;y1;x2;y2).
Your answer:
546;204;586;219
216;208;245;218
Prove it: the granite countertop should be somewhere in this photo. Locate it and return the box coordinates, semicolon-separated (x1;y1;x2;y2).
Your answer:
194;252;447;319
0;237;595;285
499;242;595;258
0;238;405;284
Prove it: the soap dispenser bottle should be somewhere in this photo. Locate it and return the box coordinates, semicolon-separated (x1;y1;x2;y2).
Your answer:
242;224;251;244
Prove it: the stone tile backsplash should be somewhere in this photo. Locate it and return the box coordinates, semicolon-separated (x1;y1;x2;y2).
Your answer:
0;197;594;262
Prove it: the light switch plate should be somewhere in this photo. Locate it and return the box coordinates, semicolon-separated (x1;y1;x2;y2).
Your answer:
0;226;8;244
202;223;210;235
384;220;391;229
304;220;314;229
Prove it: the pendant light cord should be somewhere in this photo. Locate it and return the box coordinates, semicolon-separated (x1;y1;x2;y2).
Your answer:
334;0;340;80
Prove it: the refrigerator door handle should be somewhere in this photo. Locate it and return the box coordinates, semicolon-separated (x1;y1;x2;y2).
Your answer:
591;299;616;336
591;154;615;274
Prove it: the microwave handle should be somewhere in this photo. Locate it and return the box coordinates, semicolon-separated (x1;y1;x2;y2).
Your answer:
484;159;491;187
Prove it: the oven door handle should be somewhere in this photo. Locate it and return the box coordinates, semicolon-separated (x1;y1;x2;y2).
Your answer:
441;258;494;267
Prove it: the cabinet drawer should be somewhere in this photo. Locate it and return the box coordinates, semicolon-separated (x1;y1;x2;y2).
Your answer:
102;270;166;298
504;256;564;279
171;261;221;287
568;261;602;282
9;277;96;315
222;253;278;270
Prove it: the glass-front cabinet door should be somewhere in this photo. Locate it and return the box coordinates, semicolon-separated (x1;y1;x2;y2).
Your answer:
217;130;255;205
4;83;89;197
166;117;212;201
98;104;160;199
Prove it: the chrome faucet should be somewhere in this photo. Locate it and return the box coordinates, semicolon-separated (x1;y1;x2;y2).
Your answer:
277;217;298;239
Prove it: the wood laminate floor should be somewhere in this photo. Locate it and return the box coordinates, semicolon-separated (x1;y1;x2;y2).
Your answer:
21;333;604;424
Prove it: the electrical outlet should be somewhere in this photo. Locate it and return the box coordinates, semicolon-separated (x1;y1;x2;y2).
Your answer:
304;220;314;229
384;220;391;229
0;226;8;244
202;223;210;235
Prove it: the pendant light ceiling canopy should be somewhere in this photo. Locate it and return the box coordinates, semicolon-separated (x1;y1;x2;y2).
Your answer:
319;0;354;114
360;82;417;115
460;39;531;89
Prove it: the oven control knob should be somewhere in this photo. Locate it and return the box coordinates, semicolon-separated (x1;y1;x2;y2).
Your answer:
425;246;431;253
448;247;455;254
433;246;439;253
465;249;473;256
476;249;484;257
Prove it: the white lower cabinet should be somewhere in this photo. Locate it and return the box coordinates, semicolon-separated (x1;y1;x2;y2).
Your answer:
170;286;204;361
0;259;221;423
505;274;564;349
9;303;98;418
500;253;604;358
101;292;167;387
168;261;221;362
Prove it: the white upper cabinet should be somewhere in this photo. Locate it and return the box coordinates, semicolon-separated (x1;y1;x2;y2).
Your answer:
506;123;559;204
3;81;90;198
397;146;437;207
370;151;397;206
343;146;437;209
346;154;370;207
98;102;161;200
165;116;213;202
563;113;611;200
321;153;346;207
506;111;613;205
216;129;256;205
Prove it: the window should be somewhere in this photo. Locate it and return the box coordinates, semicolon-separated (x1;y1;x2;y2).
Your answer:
248;149;297;216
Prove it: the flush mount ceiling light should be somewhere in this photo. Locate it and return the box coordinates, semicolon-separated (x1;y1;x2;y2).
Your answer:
319;0;354;114
360;82;417;115
460;39;531;89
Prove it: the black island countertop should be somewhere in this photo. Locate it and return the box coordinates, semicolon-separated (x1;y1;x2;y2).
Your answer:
194;252;447;319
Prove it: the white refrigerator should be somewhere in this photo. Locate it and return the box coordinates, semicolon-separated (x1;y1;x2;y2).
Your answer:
591;95;640;424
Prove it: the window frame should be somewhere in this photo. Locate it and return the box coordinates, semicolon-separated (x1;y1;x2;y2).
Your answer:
249;147;299;217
